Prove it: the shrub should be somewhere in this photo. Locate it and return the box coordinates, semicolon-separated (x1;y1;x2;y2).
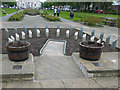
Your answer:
116;19;120;28
8;12;24;21
44;15;60;21
81;16;104;26
40;12;60;21
24;9;40;15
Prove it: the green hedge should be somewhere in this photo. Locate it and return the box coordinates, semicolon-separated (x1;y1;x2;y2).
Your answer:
24;9;40;15
40;12;60;21
45;15;60;21
8;12;24;21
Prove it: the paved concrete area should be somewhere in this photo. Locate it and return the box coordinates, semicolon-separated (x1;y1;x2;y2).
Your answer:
35;41;85;80
2;15;119;47
2;54;34;81
2;77;118;88
72;52;119;77
34;56;85;81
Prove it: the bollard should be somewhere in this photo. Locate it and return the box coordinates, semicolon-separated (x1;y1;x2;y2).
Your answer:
57;25;60;29
8;38;13;43
105;35;111;46
5;28;9;39
29;30;32;38
69;26;72;36
82;34;86;41
37;29;40;37
34;25;37;35
56;29;60;37
24;26;27;35
45;25;48;29
112;38;118;50
74;32;78;40
10;35;15;41
66;30;70;38
91;30;95;37
14;27;17;35
22;31;25;39
97;39;101;43
15;33;20;41
90;36;95;42
79;28;83;39
46;28;49;37
99;32;104;41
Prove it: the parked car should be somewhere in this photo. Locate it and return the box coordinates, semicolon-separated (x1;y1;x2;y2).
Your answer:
73;9;77;12
95;10;99;13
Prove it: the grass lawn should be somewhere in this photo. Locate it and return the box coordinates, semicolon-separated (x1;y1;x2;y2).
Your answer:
0;8;18;17
42;10;118;22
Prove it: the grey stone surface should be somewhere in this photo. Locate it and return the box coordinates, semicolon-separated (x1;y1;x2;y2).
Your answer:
40;80;64;88
72;52;119;77
62;78;101;88
34;56;85;81
42;41;64;56
93;77;118;88
2;53;34;81
2;81;41;88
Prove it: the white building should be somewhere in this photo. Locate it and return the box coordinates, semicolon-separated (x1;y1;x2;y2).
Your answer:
16;0;42;9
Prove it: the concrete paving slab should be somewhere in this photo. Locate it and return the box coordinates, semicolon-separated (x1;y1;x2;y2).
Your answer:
2;53;34;81
40;80;64;88
3;81;41;88
34;56;85;81
93;77;118;88
72;52;119;77
62;78;101;88
42;41;64;56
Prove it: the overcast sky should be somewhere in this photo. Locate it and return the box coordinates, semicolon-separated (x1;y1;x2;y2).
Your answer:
41;0;46;2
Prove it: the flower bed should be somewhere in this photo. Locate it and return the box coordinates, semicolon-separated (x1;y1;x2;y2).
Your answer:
81;16;104;27
8;12;24;21
24;9;40;15
40;12;60;21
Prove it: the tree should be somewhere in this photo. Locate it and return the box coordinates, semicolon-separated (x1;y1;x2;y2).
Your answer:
2;2;16;7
